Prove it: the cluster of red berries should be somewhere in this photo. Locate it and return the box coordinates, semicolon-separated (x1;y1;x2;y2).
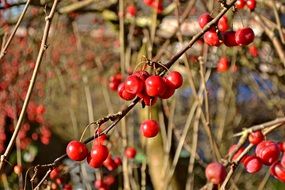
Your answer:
49;167;72;190
198;13;255;47
205;130;285;185
143;0;163;14
229;131;285;182
235;0;256;11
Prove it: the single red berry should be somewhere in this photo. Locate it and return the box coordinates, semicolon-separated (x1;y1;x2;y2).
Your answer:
14;165;22;175
117;83;136;100
164;71;183;89
144;0;154;6
205;162;227;185
125;147;136;159
218;16;229;32
248;45;258;57
235;0;246;9
246;0;256;11
113;156;122;166
228;144;246;162
145;75;166;97
217;57;229;72
109;81;120;91
50;168;60;179
198;13;213;29
127;5;137;17
243;155;263;173
124;75;144;94
103;175;116;186
103;156;118;171
235;27;255;46
204;31;221;46
256;141;280;165
66;140;88;161
248;130;264;145
271;162;285;182
222;31;238;47
90;144;109;165
140;119;159;138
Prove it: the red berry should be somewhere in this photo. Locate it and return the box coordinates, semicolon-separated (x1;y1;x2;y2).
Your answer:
235;27;255;46
246;0;256;11
63;184;72;190
90;144;109;165
140;119;159;138
113;156;122;166
50;168;60;179
248;130;264;145
103;175;116;186
218;16;229;32
217;57;229;72
271;162;285;182
127;5;136;17
151;1;163;14
95;179;106;189
124;75;144;94
66;140;88;161
103;156;118;171
248;45;258;57
145;75;166;97
228;144;246;162
95;134;108;145
278;142;285;152
205;162;227;185
159;79;175;99
204;31;221;46
164;71;183;89
117;83;136;100
198;13;213;29
222;31;238;47
256;141;280;165
235;0;246;9
125;147;136;159
144;0;154;6
243;155;263;173
14;165;22;175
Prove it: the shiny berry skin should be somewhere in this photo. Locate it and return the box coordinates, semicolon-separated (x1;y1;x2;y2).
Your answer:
217;57;229;72
145;75;166;97
235;0;246;9
205;162;227;185
204;31;221;46
14;165;23;175
159;80;175;99
90;144;109;165
140;119;159;138
50;168;60;179
218;16;229;32
228;144;246;162
222;31;238;47
87;154;103;168
235;27;255;46
164;71;183;89
66;140;88;161
117;83;136;100
248;130;264;145
198;13;213;29
256;141;280;165
246;0;256;11
243;155;263;173
125;147;136;159
125;75;144;94
127;5;137;17
271;162;285;182
281;153;285;167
